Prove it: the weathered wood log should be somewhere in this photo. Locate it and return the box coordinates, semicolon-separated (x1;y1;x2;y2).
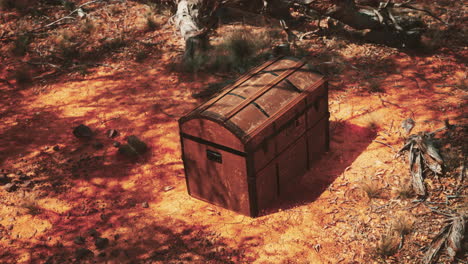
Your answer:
446;215;466;259
173;0;213;59
423;224;450;264
172;0;440;56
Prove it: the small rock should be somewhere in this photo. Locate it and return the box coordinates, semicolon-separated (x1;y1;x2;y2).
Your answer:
127;135;148;154
74;236;86;245
107;129;119;138
273;43;290;56
4;183;18;192
75;247;93;260
95;237;109;250
142;202;149;208
53;145;60;151
114;234;120;240
112;141;121;148
18;174;30;181
118;144;139;159
93;142;104;149
22;180;35;188
163;186;174;192
7;225;13;230
73;124;93;139
87;228;100;238
100;213;110;221
401;118;415;134
0;174;11;185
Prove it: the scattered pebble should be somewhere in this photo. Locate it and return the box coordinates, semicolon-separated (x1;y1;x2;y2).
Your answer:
95;237;109;250
163;186;174;192
100;213;110;221
22;180;35;188
112;141;121;148
127;135;148;154
74;236;86;245
87;228;99;238
107;129;119;138
142;202;149;208
3;183;18;192
73;124;93;139
0;174;11;185
53;145;60;151
18;174;30;181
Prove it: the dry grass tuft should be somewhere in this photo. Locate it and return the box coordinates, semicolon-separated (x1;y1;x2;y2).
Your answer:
396;180;414;199
183;29;271;73
21;200;42;215
367;79;384;93
146;14;159;31
376;233;400;257
359;177;380;199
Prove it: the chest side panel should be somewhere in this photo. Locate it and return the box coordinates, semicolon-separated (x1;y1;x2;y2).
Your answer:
182;137;250;215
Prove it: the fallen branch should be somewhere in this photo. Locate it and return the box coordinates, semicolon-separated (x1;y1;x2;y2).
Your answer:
423;214;466;263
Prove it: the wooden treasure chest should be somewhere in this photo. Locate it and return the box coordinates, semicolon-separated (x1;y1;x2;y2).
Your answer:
178;56;329;217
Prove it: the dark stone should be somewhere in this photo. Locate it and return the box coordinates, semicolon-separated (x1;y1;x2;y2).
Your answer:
142;202;149;208
19;174;30;181
127;135;148;154
100;213;109;222
22;180;35;188
53;145;60;151
87;228;100;238
112;141;121;148
75;247;93;260
107;129;119;138
73;124;93;139
93;142;104;149
74;236;86;245
273;43;290;56
401;118;415;134
95;237;109;250
0;174;11;185
118;144;139;159
4;183;18;192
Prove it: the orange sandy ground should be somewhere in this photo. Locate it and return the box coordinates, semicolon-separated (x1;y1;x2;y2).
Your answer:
0;27;466;263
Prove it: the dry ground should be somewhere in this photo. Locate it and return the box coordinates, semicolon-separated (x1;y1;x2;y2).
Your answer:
0;1;467;263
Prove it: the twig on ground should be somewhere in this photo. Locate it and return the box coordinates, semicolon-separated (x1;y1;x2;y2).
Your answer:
373;140;396;152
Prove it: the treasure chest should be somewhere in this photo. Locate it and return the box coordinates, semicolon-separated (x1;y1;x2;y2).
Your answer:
179;56;329;217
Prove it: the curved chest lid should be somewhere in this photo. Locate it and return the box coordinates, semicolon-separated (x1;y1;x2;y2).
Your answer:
180;56;325;142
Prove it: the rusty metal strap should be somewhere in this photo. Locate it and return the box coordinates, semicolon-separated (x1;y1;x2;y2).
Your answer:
223;59;307;121
199;56;283;113
227;92;270;118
